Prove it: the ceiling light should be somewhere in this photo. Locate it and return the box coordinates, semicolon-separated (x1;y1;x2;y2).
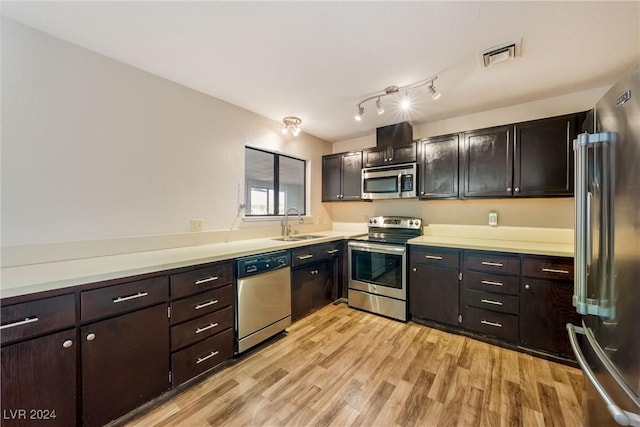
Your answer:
281;116;302;136
353;76;439;120
375;98;384;115
428;83;441;100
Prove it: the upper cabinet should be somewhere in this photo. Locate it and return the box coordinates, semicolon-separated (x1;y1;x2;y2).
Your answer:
322;151;362;202
418;134;459;199
363;142;417;167
460;112;586;198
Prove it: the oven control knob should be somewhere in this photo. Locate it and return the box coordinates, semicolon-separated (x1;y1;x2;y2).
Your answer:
372;219;377;224
409;220;413;225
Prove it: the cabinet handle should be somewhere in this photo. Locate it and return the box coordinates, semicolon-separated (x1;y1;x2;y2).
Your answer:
0;316;39;330
196;350;219;364
298;254;314;260
113;292;148;303
63;340;73;348
507;187;512;192
481;280;503;287
195;322;219;334
481;261;504;267
425;255;443;260
515;187;520;192
326;249;340;254
525;284;531;290
195;299;219;310
86;333;96;341
541;268;570;274
481;320;503;328
413;268;417;272
481;299;503;306
195;276;219;285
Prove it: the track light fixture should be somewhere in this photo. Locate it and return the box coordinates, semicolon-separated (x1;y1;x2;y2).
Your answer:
281;116;302;136
354;76;440;121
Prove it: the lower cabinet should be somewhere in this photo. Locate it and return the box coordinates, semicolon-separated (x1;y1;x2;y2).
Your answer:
81;304;170;427
292;260;331;321
409;247;460;327
1;329;77;427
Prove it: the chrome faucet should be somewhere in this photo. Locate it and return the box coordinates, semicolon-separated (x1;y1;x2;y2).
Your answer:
282;207;304;237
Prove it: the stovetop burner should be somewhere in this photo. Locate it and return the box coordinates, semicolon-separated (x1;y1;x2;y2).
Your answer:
352;216;422;244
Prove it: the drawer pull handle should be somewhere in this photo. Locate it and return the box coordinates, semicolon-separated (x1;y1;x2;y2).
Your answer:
481;320;503;328
0;316;39;330
326;249;340;254
195;322;219;334
481;299;503;306
196;350;219;364
113;292;148;303
298;254;314;260
195;300;219;310
541;268;570;274
481;280;503;287
481;261;504;267
425;255;443;260
195;276;219;285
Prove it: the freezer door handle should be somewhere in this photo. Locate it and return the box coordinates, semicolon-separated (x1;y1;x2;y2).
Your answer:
566;323;640;426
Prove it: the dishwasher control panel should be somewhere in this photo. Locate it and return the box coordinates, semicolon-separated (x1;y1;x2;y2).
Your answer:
236;250;291;278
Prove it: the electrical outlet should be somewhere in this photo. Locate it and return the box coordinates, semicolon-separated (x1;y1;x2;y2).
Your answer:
191;219;204;232
488;211;498;227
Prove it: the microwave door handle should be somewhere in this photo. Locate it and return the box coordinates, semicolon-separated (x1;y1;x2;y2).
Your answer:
397;173;402;193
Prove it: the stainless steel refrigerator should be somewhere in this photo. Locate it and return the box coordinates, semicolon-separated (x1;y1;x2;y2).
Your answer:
567;63;640;426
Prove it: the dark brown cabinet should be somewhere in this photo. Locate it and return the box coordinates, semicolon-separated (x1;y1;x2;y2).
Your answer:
520;256;579;357
513;113;584;197
1;294;77;427
418;134;459;199
461;125;513;198
363;142;416;167
409;246;460;327
291;241;342;321
322;151;362;202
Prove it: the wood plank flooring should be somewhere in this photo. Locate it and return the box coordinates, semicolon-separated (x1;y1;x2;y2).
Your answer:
126;303;583;427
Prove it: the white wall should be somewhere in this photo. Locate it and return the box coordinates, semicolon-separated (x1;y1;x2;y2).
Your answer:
330;86;609;230
1;19;333;252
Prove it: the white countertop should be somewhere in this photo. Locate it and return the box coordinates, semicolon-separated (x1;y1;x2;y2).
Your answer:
408;235;574;257
1;231;363;300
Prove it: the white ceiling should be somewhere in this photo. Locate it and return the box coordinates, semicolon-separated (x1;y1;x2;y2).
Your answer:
2;1;639;143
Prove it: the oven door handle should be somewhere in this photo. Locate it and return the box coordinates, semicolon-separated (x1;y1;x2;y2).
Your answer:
348;241;406;255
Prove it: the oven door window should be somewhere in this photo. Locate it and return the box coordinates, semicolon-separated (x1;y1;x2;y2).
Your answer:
351;249;402;289
363;176;399;194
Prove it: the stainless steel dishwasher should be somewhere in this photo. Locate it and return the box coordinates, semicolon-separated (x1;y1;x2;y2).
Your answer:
235;250;292;353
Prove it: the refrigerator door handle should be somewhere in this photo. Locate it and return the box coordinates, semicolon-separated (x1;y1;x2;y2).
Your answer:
567;323;640;426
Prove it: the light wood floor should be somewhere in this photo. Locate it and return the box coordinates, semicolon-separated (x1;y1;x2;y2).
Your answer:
126;303;583;427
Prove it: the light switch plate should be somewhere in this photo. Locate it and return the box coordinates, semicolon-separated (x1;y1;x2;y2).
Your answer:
488;211;498;227
191;219;204;232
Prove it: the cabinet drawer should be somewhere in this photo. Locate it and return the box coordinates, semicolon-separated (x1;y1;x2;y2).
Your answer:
170;285;234;325
1;294;75;345
410;246;460;268
316;241;343;259
463;270;520;295
463;306;519;342
171;306;233;351
462;288;519;315
171;328;233;386
523;257;573;280
81;276;168;322
464;252;520;275
171;262;233;299
292;246;322;267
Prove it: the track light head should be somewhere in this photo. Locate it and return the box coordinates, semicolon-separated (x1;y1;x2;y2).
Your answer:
428;83;441;100
355;105;364;121
376;98;384;115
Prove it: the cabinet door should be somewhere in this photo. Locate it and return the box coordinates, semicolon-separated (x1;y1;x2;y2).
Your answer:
520;278;580;356
419;134;459;199
340;151;363;201
362;147;388;168
81;304;170;427
322;154;342;201
1;329;76;427
409;264;459;327
291;268;314;321
389;142;417;164
513;114;582;197
462;125;513;198
312;261;333;309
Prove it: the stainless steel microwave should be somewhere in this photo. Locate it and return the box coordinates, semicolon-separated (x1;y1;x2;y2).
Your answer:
361;162;417;200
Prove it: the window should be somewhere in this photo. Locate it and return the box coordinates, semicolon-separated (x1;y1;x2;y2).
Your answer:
245;147;306;217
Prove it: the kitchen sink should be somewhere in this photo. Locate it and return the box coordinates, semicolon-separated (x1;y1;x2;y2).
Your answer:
271;235;324;242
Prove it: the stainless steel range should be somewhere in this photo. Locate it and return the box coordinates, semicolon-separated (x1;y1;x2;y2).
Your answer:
347;216;422;321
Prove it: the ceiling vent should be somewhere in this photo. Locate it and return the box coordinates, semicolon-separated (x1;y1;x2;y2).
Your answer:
481;40;521;67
